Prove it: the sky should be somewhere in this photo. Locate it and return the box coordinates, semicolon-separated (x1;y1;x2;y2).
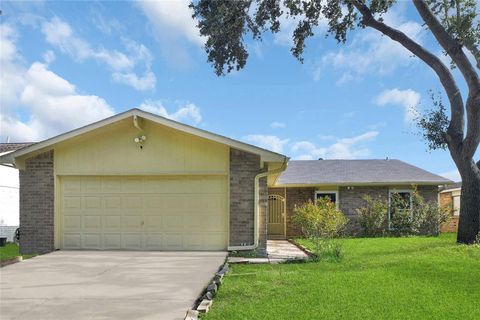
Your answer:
1;0;477;182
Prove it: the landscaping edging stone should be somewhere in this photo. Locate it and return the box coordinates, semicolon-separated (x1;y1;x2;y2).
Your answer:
0;256;22;268
184;260;230;320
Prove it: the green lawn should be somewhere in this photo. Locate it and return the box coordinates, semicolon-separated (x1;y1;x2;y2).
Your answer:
0;243;36;261
203;234;480;320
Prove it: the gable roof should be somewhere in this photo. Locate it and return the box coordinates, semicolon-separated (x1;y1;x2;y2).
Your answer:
0;143;35;153
275;159;452;186
0;109;287;166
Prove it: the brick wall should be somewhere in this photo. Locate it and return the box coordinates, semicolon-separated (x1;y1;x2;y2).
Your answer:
439;191;459;233
271;185;441;237
229;148;267;254
285;187;315;237
19;150;54;254
339;186;389;234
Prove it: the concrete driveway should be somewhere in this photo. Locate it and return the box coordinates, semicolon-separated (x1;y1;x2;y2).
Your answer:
0;251;227;320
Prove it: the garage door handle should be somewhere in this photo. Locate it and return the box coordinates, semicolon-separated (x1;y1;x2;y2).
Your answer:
141;221;144;226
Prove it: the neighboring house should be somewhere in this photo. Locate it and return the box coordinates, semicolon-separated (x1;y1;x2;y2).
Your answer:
268;160;452;238
439;182;462;233
0;109;452;254
0;143;33;241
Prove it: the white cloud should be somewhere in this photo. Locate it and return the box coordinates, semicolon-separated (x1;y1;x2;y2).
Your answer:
112;71;156;92
135;0;204;67
1;63;114;141
136;0;203;46
243;135;289;153
1;23;115;142
40;17;155;90
440;169;461;182
292;131;379;159
314;7;424;83
270;121;286;129
138;101;202;125
43;50;56;64
0;24;26;111
375;88;421;122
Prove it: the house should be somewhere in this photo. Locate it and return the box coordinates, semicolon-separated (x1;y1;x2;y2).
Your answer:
267;160;452;238
0;143;33;241
0;109;452;255
439;182;462;232
0;109;288;255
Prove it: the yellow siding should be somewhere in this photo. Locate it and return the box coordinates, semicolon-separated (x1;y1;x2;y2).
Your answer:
54;118;229;175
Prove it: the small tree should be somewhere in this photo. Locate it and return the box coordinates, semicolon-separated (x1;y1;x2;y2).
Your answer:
292;198;348;259
356;195;388;237
412;190;450;236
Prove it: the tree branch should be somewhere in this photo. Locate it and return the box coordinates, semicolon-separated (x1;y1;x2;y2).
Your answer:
464;42;480;69
413;0;480;93
349;0;465;145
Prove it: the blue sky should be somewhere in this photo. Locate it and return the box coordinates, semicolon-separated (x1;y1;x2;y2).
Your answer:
1;0;475;181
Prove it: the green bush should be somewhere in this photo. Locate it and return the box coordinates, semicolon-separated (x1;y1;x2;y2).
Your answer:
390;189;450;237
292;198;348;260
356;195;388;237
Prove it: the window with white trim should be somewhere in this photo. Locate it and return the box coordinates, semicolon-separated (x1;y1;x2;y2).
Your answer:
315;191;338;207
389;190;413;221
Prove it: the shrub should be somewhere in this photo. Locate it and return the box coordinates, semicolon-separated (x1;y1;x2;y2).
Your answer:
292;198;348;260
413;192;450;236
389;189;450;237
356;195;388;237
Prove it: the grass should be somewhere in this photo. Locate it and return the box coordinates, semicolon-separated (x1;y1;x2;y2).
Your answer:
0;243;36;261
203;234;480;320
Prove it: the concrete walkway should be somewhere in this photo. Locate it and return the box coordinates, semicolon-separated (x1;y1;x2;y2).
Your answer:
228;240;308;264
0;251;226;320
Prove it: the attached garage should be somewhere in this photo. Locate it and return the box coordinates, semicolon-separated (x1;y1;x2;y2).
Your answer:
60;176;228;250
1;109;287;254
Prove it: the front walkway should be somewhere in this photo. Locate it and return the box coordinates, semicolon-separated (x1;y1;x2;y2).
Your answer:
228;240;308;264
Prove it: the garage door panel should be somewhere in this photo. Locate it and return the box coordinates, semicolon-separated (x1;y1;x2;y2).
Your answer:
123;234;143;249
103;234;122;249
84;197;102;210
64;215;81;229
164;233;183;250
103;215;121;228
63;233;82;249
144;233;163;249
84;215;102;229
61;176;227;250
123;215;143;228
83;233;102;249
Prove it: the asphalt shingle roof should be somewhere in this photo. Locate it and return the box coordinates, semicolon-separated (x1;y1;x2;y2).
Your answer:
0;143;35;154
277;159;452;185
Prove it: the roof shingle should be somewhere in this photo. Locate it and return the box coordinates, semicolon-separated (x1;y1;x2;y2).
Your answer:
276;159;452;185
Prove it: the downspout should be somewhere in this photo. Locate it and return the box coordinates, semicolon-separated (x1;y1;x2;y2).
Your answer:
228;156;288;251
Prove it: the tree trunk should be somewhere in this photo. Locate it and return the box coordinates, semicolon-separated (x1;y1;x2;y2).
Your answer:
457;160;480;244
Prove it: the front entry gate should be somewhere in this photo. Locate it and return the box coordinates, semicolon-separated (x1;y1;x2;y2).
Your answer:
267;194;286;238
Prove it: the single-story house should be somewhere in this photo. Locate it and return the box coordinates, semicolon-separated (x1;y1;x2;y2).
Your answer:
0;143;33;241
439;182;462;232
0;109;452;255
268;160;452;238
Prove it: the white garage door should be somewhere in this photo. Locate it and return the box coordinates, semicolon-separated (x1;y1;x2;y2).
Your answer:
60;176;228;250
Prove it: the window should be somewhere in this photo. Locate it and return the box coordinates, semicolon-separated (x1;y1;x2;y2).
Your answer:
389;190;413;221
315;191;339;208
453;196;460;216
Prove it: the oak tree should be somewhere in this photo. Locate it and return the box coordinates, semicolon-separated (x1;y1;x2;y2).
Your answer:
191;0;480;243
